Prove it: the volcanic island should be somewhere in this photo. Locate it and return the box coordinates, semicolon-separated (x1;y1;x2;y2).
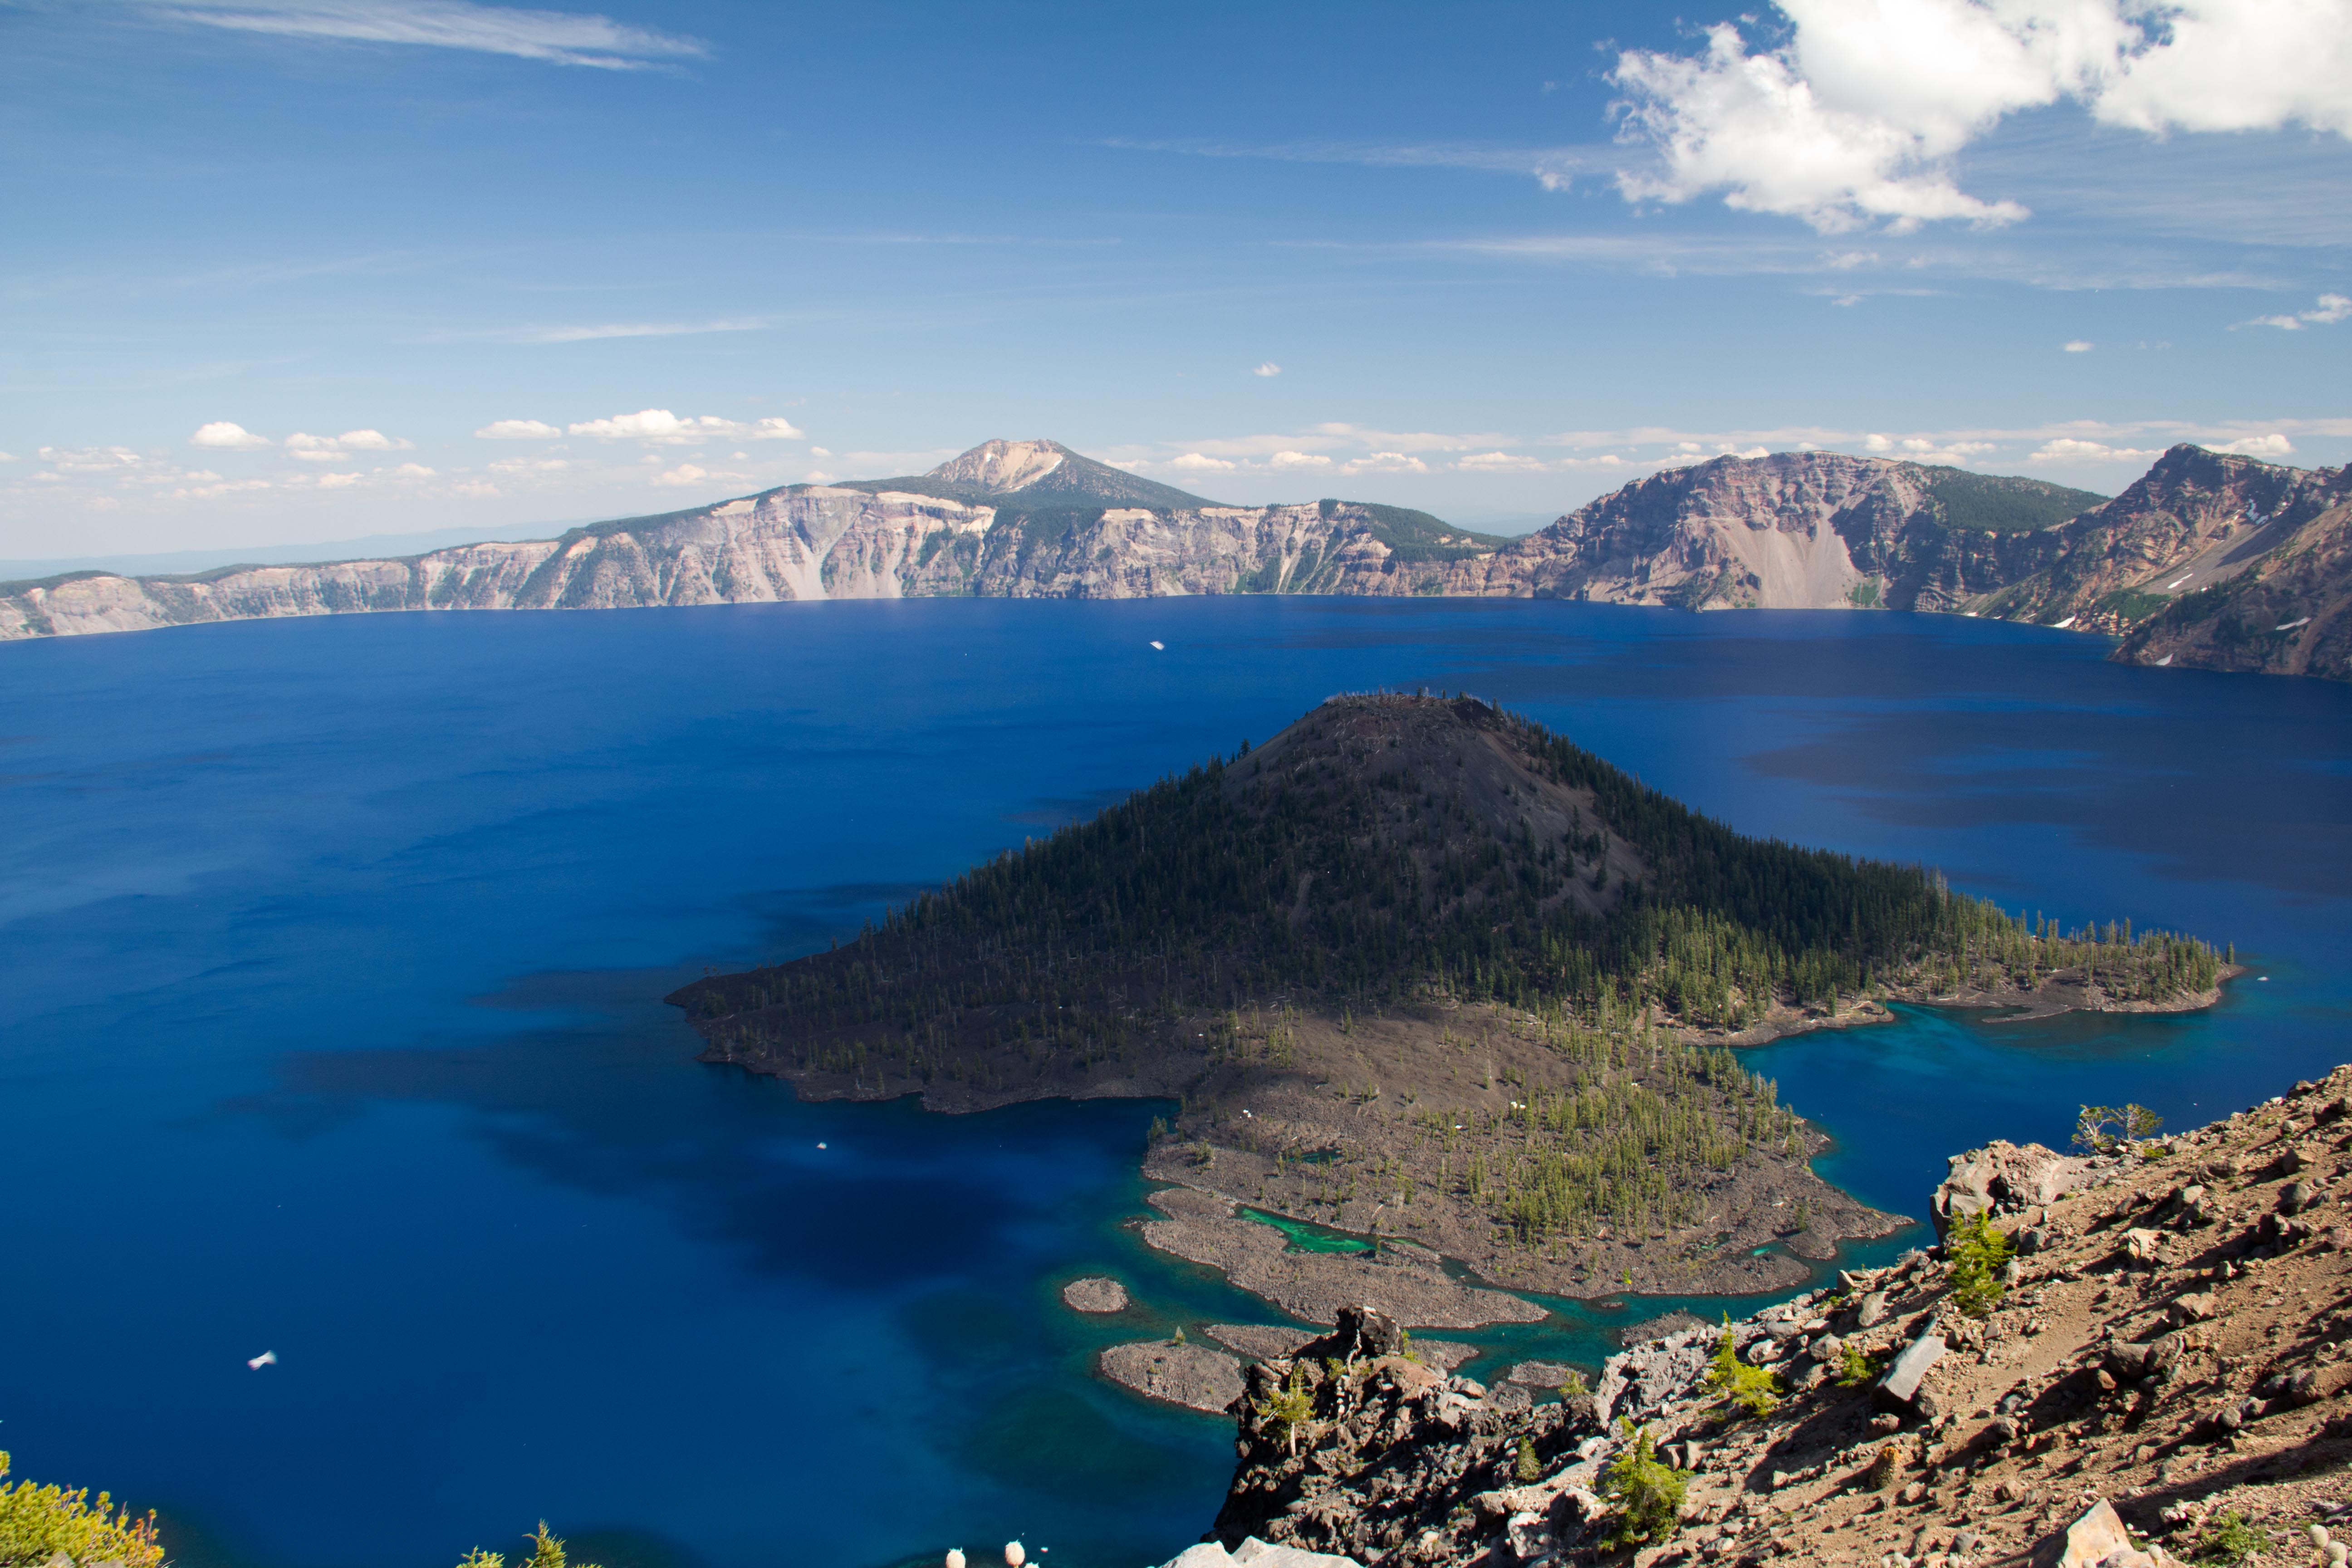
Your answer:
668;694;2232;1324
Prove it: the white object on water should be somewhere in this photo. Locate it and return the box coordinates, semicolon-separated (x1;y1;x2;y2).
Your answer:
2155;654;2173;666
1149;641;1165;651
817;1142;828;1150
2051;615;2077;629
247;1350;277;1370
1006;1544;1027;1568
946;1551;966;1568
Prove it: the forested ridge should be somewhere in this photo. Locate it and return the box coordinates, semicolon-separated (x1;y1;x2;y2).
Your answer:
672;694;2226;1276
676;694;2223;1056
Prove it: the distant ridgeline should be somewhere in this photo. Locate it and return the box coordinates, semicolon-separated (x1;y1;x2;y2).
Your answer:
676;696;2223;1074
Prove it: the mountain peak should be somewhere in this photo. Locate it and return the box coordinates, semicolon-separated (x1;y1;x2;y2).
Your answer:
847;437;1215;511
926;438;1073;493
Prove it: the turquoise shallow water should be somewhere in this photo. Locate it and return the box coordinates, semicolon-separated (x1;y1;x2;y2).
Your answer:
0;597;2345;1568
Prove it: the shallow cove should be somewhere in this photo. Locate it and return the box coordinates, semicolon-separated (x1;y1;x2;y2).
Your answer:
0;596;2347;1568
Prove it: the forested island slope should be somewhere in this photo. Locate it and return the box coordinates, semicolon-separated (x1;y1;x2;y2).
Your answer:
671;694;2230;1301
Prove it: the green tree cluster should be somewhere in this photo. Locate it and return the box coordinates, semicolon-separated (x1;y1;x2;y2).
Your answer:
2074;1102;2164;1154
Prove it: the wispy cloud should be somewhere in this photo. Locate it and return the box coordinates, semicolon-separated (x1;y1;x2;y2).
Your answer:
1100;136;1628;193
475;317;778;345
154;0;708;70
471;410;804;445
2242;293;2352;330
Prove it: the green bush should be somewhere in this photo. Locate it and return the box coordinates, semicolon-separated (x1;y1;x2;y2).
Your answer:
1705;1323;1782;1419
1254;1367;1316;1456
1557;1368;1591;1400
0;1450;164;1568
456;1521;604;1568
1599;1421;1687;1549
2195;1512;2264;1567
1515;1437;1542;1484
1837;1343;1885;1388
1946;1210;2014;1318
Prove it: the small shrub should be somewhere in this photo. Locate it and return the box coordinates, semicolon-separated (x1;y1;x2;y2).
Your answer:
1598;1420;1687;1549
0;1450;164;1568
1837;1343;1885;1388
1515;1437;1542;1484
1171;1325;1187;1346
1557;1368;1591;1400
1254;1367;1316;1456
1946;1210;2014;1318
456;1521;604;1568
2195;1512;2264;1567
1704;1322;1782;1419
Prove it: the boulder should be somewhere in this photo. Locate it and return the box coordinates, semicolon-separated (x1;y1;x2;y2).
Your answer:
2047;1498;2165;1568
2283;1364;2352;1406
1876;1334;1947;1412
1162;1540;1361;1568
1933;1142;2092;1240
1856;1291;1890;1328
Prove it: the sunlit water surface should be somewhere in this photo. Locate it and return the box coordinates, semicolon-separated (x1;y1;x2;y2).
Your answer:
2;598;2346;1568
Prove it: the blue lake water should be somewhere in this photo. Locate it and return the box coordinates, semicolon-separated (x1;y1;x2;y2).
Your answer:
1;597;2347;1568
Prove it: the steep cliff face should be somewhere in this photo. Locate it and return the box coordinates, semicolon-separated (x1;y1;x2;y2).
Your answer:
2110;495;2352;680
5;439;2343;684
1965;446;2350;642
0;445;1507;640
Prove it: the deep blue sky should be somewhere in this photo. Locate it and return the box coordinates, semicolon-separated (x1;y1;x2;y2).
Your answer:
2;0;2347;557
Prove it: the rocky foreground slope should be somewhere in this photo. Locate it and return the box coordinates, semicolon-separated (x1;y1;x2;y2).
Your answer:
1181;1065;2352;1568
5;437;2343;681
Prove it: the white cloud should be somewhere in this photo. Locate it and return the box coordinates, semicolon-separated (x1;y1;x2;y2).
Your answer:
1456;451;1552;473
475;418;563;440
567;408;804;444
2243;293;2352;330
1252;362;1282;377
1267;451;1332;469
2029;437;2163;462
1345;451;1430;474
2063;340;2095;353
2211;433;2294;457
652;463;709;488
393;462;437;478
1167;452;1238;472
485;317;775;344
1609;0;2352;233
158;0;708;71
314;472;364;489
285;428;411;461
191;421;273;449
